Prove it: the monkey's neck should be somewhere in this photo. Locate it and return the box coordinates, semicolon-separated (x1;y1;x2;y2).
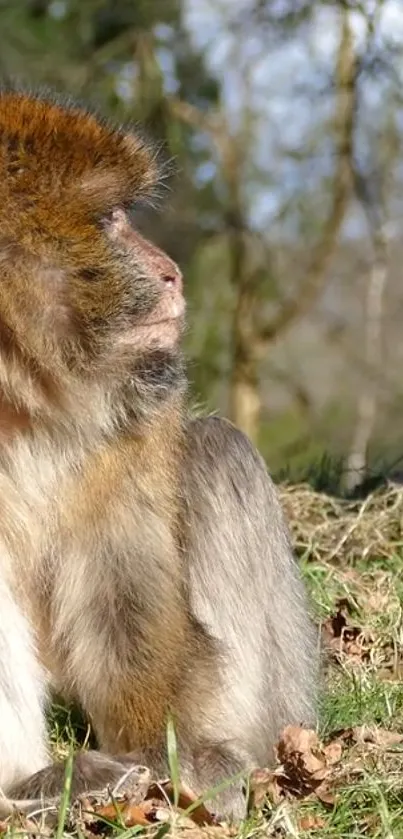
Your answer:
114;393;186;482
0;377;187;496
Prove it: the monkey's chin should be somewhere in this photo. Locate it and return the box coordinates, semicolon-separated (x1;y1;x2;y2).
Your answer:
119;317;184;351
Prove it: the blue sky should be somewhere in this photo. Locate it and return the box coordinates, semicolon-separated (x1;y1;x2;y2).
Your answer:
182;0;403;234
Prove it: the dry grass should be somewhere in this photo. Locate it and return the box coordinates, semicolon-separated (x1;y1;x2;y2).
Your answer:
280;481;403;564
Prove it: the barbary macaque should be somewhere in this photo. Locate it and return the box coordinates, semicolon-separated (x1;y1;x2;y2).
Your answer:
0;87;317;821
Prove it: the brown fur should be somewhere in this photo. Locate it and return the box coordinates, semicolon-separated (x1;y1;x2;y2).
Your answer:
0;87;318;822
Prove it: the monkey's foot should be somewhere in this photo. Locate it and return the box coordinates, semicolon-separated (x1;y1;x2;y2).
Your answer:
8;751;150;801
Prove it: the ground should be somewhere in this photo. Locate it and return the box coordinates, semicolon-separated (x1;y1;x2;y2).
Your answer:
3;483;403;838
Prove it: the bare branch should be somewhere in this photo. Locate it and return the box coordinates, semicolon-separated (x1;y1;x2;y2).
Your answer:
258;6;357;344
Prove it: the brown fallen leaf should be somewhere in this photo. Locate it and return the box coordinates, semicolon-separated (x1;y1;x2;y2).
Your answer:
249;767;282;809
315;783;336;806
322;740;343;765
321;599;372;664
277;726;329;784
274;726;340;806
250;728;336;809
349;725;403;748
91;778;217;830
146;780;217;825
94;798;155;827
297;813;326;830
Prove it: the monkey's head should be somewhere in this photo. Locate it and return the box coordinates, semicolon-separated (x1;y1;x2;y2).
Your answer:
0;88;186;431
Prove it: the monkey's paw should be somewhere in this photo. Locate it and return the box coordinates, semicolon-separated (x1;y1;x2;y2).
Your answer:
9;751;150;801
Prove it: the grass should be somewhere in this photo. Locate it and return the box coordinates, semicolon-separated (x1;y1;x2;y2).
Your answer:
2;483;403;839
295;550;403;838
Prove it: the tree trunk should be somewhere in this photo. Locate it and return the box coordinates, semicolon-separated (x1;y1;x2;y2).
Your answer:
229;370;261;443
344;225;388;492
229;277;261;441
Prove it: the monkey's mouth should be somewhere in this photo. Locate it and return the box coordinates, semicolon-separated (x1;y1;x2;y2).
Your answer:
118;314;185;351
140;314;184;327
136;295;186;329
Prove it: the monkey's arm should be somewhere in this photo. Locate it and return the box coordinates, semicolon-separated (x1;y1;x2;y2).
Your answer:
44;428;216;758
0;572;49;797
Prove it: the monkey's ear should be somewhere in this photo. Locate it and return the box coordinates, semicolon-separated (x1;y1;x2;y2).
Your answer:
0;242;71;335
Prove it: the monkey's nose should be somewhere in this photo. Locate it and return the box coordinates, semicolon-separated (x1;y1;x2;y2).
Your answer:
162;265;183;293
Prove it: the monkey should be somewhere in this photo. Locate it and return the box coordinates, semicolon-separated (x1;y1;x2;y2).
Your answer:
0;87;318;822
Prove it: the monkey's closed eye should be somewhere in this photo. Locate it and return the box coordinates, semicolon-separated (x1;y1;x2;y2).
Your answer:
78;267;106;283
98;192;153;237
102;204;150;241
99;207;128;239
102;207;124;226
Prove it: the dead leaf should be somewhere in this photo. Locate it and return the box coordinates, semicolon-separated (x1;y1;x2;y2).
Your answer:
315;783;336;806
297;813;326;830
321;601;372;664
93;798;155;827
351;725;403;748
89;778;217;830
249;768;282;809
146;780;217;825
277;726;329;783
273;726;341;806
322;741;342;764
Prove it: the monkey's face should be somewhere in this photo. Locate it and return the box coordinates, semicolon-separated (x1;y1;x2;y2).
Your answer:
71;205;186;362
0;89;187;419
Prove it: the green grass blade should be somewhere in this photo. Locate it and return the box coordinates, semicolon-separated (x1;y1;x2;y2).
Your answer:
56;749;74;839
166;714;180;808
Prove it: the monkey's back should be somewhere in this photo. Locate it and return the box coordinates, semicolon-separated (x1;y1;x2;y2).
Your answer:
182;415;317;765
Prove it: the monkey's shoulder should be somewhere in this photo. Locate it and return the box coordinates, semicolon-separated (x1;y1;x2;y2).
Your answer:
185;414;279;500
188;413;251;451
187;414;262;464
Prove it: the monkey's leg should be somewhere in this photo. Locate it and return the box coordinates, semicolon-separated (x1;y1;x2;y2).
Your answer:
50;505;215;762
0;573;49;800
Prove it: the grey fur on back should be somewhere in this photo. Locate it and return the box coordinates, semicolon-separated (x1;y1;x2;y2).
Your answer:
184;415;318;766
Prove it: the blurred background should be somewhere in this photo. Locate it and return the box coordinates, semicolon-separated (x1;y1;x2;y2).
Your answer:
2;0;403;491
